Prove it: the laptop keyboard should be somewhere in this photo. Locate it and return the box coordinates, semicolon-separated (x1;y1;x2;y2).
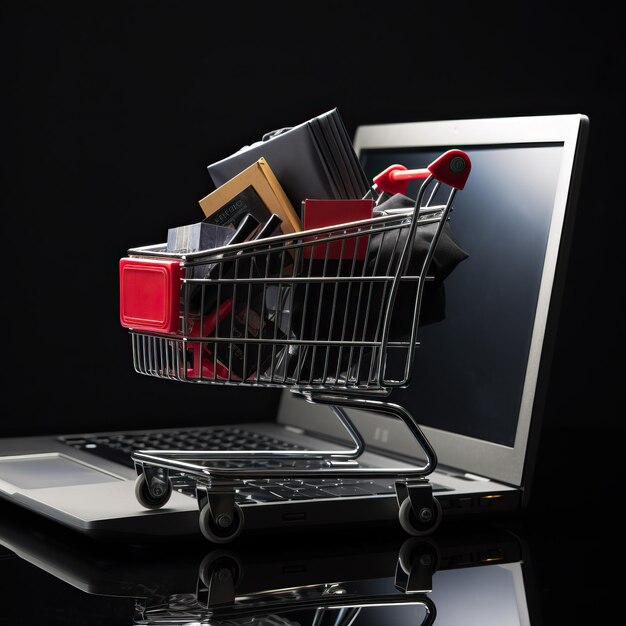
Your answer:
59;426;448;505
60;427;304;467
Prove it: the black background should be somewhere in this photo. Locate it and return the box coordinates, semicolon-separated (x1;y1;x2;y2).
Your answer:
2;3;622;446
0;10;624;624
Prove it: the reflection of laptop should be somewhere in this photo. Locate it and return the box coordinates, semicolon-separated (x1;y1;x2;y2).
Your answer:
0;498;533;625
0;113;588;540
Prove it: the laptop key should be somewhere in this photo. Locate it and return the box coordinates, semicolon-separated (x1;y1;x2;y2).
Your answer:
350;481;396;495
279;480;305;488
301;479;342;487
267;487;310;500
296;487;336;498
244;479;274;488
319;485;372;497
242;490;285;503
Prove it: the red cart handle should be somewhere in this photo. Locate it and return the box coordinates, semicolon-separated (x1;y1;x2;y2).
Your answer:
373;149;471;195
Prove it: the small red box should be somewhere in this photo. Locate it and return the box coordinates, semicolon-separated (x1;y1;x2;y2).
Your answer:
302;198;374;260
119;258;182;333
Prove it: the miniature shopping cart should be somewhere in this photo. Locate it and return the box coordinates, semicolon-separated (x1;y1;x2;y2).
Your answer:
119;149;471;543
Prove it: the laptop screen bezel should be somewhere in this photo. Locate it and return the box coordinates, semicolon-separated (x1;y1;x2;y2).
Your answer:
277;113;588;488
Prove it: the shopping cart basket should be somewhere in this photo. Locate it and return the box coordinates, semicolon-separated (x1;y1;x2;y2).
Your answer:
119;149;471;543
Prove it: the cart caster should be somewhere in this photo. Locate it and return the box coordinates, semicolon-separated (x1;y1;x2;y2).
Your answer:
199;550;243;588
134;472;173;509
398;496;442;536
396;537;440;594
199;502;244;544
197;550;243;607
398;537;440;576
198;549;243;597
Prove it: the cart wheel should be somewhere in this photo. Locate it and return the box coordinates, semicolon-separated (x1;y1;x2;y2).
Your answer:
134;472;173;509
398;496;442;536
398;537;440;576
198;550;243;589
199;503;244;544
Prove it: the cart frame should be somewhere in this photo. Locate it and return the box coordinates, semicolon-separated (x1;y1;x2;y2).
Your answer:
120;149;471;542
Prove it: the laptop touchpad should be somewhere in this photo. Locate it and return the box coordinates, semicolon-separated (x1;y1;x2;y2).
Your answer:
0;454;122;489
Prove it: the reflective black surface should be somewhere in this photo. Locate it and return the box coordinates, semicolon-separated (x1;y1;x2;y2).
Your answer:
0;440;620;626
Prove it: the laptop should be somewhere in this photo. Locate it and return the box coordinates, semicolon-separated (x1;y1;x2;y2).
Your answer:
0;113;589;541
0;498;534;625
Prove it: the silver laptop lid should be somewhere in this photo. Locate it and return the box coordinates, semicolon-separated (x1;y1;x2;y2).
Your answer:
278;114;588;488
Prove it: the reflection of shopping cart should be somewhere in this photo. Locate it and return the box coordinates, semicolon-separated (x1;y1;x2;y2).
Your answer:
135;536;437;625
119;149;471;543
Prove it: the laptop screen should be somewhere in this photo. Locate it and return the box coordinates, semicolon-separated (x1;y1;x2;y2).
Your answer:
280;114;588;487
358;143;562;447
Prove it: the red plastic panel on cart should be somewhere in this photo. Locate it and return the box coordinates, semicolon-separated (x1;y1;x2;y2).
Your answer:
119;258;182;333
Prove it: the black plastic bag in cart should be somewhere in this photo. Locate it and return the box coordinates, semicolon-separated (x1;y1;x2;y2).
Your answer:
371;191;469;286
289;192;469;384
